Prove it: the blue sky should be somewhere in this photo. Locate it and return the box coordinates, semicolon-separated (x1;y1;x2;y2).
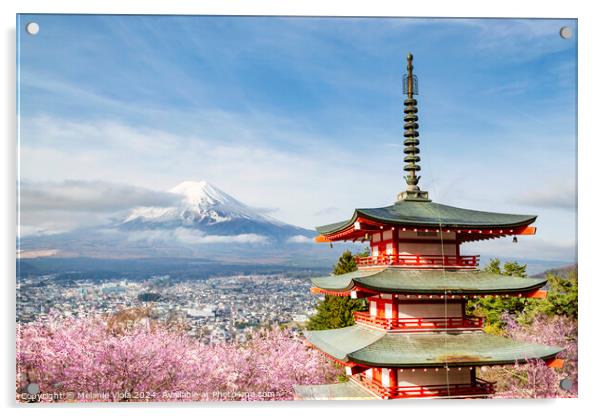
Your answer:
17;15;577;262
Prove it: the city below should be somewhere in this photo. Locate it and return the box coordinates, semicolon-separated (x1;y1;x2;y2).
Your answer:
17;273;319;344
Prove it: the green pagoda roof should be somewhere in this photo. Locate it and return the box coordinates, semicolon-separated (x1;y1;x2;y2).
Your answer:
293;381;377;400
316;200;536;235
311;268;547;295
305;325;562;367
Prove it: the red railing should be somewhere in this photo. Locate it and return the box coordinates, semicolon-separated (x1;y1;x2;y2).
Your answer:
354;311;483;330
356;254;479;269
354;374;495;399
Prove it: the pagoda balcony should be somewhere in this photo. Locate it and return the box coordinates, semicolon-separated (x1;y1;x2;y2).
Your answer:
353;374;495;399
354;311;483;331
356;254;479;269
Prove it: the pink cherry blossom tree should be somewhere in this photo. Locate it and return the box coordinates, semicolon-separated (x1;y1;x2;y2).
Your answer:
487;313;577;398
17;312;339;402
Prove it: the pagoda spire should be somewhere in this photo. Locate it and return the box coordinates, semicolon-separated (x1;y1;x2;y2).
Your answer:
397;53;430;202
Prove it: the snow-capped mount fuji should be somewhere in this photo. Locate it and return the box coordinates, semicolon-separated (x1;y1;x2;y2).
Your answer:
19;180;337;265
120;180;314;242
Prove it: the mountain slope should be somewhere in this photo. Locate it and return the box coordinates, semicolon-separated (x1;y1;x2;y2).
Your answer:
119;180;312;240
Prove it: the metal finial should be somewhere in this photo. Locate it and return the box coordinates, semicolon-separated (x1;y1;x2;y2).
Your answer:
398;53;430;203
403;54;418;97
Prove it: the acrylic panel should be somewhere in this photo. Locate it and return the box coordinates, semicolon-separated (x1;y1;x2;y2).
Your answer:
16;15;577;403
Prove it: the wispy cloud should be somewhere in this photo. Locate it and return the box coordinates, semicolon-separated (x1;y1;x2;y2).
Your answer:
17;249;59;259
512;181;576;210
250;206;280;215
471;237;576;263
19;180;179;213
312;206;342;217
447;18;576;62
18;180;181;236
126;228;268;245
480;80;532;97
287;235;314;244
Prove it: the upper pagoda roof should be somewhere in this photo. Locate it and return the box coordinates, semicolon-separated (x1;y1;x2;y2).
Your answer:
311;268;547;295
316;200;537;236
305;325;562;367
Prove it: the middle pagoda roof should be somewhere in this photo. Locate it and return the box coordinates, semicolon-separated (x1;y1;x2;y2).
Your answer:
316;199;537;237
311;268;548;296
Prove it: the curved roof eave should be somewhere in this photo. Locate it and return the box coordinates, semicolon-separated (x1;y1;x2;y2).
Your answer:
316;201;537;236
305;326;563;368
311;268;548;295
347;353;562;368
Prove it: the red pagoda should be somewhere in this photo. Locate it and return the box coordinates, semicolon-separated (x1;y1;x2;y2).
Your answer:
294;54;563;400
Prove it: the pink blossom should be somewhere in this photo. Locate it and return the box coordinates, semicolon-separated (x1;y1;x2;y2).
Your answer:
16;314;339;402
490;313;577;398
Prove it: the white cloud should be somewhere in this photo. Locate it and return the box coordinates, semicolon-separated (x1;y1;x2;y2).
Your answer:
126;227;268;245
287;235;314;244
19;180;179;212
17;249;59;259
18;180;181;236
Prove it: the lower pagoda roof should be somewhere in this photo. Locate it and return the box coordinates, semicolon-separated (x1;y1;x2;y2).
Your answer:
305;325;562;368
311;268;547;295
316;200;537;236
293;381;377;400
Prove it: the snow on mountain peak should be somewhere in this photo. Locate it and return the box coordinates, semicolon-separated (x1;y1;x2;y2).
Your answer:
169;180;260;218
123;180;281;226
170;180;234;207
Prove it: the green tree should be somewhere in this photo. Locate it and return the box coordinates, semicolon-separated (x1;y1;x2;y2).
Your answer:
306;249;368;330
468;259;578;333
466;258;529;333
483;257;528;277
332;250;358;275
544;272;578;319
521;271;578;323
